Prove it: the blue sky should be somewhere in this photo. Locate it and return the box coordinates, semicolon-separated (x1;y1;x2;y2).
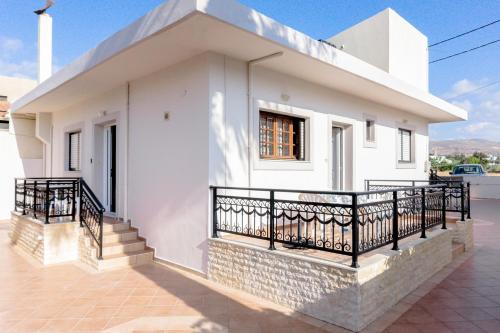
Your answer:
0;0;499;141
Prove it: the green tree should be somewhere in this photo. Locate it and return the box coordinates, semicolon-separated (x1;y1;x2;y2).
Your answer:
465;156;481;165
472;152;489;167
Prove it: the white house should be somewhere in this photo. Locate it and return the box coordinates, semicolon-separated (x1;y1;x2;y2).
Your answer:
0;76;42;220
12;0;466;275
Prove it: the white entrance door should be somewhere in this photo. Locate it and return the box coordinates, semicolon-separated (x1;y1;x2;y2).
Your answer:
332;126;344;191
103;125;116;213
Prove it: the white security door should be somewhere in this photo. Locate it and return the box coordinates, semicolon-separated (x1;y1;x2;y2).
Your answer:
103;125;117;213
332;126;344;191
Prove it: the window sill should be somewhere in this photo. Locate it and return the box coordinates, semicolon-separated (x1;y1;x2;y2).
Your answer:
64;170;82;176
363;140;377;149
253;159;313;171
396;162;416;169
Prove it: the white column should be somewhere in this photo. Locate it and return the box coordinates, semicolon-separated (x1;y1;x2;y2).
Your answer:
38;14;53;83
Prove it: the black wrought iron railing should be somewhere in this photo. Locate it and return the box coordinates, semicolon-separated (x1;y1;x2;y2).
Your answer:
210;184;447;268
80;179;105;259
14;177;79;223
365;179;471;221
14;177;105;259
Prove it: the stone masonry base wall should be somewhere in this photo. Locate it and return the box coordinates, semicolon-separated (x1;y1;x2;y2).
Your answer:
451;219;474;251
9;213;44;263
9;212;79;265
208;229;453;332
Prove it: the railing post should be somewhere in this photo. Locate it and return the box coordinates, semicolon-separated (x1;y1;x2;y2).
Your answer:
441;185;447;230
392;191;399;251
365;180;370;191
98;212;104;259
420;187;427;238
45;180;50;224
71;180;77;222
22;179;27;215
14;179;17;212
212;187;218;238
467;182;471;219
460;183;465;221
269;190;276;250
33;180;38;219
79;179;83;227
351;194;359;268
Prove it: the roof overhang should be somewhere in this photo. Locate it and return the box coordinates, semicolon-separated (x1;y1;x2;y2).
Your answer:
12;0;467;123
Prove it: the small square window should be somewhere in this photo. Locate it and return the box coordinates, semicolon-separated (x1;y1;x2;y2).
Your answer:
366;120;375;142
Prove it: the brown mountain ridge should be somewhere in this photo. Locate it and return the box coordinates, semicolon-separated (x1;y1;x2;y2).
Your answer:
430;139;500;156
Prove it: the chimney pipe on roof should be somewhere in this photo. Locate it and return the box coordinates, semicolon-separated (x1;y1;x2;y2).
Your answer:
37;14;52;83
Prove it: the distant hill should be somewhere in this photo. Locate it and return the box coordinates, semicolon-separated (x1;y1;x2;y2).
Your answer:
430;139;500;156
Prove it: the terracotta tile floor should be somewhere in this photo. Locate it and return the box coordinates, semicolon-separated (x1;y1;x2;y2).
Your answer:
0;221;345;333
0;198;498;332
384;199;500;333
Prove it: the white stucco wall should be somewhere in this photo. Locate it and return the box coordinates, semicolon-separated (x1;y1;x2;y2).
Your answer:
208;54;429;192
128;54;210;273
0;76;37;101
328;9;428;91
0;76;42;220
0;126;43;219
51;86;128;216
48;54;210;273
44;52;430;273
465;176;500;200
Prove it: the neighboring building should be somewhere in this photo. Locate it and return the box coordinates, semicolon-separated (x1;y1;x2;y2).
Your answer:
430;154;453;165
12;0;466;274
486;154;498;166
0;76;42;220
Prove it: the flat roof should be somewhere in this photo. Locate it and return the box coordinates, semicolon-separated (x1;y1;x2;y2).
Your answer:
12;0;467;123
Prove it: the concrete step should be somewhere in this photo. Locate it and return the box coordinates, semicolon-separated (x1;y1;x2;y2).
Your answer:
101;239;146;256
446;214;462;224
97;248;154;270
102;221;130;233
452;242;465;259
103;229;138;244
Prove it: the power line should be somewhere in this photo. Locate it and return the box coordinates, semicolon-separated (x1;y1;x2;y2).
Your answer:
446;79;500;100
429;39;500;64
429;19;500;47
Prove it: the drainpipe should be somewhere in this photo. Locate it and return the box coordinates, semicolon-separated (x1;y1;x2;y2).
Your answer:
124;83;130;223
246;52;283;187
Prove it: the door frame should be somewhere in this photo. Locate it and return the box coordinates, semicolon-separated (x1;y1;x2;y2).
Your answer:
332;126;344;191
327;116;355;191
92;112;120;218
102;124;117;214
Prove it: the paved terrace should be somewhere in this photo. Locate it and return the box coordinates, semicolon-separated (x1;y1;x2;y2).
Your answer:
0;198;498;333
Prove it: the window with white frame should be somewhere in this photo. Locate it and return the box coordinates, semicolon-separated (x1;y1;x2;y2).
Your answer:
397;128;412;163
68;131;81;171
365;120;375;142
259;111;305;160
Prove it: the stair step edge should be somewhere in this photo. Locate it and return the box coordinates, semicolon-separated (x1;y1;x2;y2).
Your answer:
101;248;154;260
